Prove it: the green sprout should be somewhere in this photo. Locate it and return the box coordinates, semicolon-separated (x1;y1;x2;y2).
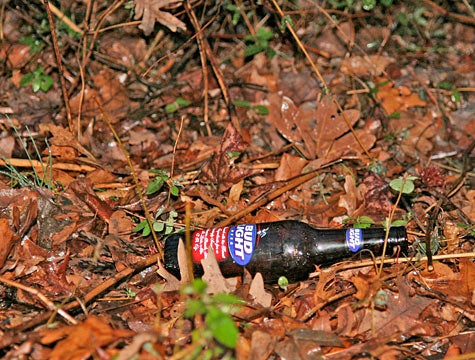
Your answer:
20;66;54;93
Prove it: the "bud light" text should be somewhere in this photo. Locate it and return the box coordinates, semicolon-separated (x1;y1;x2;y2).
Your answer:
346;228;363;252
228;224;257;265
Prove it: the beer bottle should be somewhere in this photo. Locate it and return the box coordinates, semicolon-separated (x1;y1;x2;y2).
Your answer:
163;220;408;283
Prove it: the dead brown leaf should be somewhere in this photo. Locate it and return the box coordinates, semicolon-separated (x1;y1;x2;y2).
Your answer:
267;93;316;159
202;244;237;294
39;123;95;160
248;330;277;360
338;173;360;216
375;79;427;114
201;122;260;192
249;273;272;307
134;0;186;35
357;276;433;338
340;55;395;77
44;316;134;360
314;97;363;160
0;218;15;268
274;153;308;181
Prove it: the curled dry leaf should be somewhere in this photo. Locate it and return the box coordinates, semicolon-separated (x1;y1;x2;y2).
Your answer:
375;78;426;114
157;237;188;292
0;218;15;268
202;244;237;294
340;55;395;77
134;0;186;35
249;272;272;307
201;122;260;193
338;173;360;216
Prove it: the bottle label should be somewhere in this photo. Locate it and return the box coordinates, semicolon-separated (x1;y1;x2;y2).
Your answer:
192;224;257;266
192;227;230;263
228;224;257;265
346;228;363;252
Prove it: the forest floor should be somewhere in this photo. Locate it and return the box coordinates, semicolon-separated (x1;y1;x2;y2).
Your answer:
0;1;474;359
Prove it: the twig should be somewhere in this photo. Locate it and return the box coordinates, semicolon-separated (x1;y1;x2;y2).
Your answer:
269;0;372;160
215;159;341;227
169;115;185;207
420;0;475;25
183;3;241;133
48;2;83;35
0;276;77;325
185;0;212;137
378;176;406;277
43;0;73;132
310;252;475;278
0;158;96;172
422;138;475;271
8;253;160;333
94;99;162;256
302;252;475;322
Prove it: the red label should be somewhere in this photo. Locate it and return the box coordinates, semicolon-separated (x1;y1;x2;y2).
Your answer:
192;227;230;262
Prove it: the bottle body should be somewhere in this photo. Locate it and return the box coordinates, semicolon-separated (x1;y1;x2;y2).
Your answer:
164;220;407;283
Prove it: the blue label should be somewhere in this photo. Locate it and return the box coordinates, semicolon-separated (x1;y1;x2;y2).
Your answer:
228;224;257;265
346;228;363;252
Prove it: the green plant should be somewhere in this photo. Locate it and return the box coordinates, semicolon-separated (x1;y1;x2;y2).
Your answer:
457;223;475;237
368;160;387;175
413;231;440;257
20;35;44;54
389;175;418;195
232;99;269;116
20;66;54;93
133;170;181;236
225;3;240;25
147;169;180;196
327;0;393;11
180;278;243;358
244;27;276;59
165;97;191;113
343;216;375;229
122;288;136;298
134;207;178;237
438;81;462;103
278;276;289;291
381;214;410;229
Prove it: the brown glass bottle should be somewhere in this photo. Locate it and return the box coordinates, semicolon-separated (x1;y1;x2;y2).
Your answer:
163;220;408;283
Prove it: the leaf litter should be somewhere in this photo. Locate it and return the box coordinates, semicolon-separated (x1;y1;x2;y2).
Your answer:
0;1;474;359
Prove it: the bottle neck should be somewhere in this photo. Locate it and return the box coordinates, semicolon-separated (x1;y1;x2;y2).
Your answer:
312;226;407;265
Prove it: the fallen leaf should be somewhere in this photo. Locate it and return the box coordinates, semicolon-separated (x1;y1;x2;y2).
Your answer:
46;316;134;360
340;55;395;77
249;272;272;307
201;122;260;192
39;124;95;160
201;245;237;294
357;276;433;338
267;93;316;159
274;153;308;181
134;0;186;35
338;173;360;216
0;218;15;268
375;79;426;115
248;330;277;360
